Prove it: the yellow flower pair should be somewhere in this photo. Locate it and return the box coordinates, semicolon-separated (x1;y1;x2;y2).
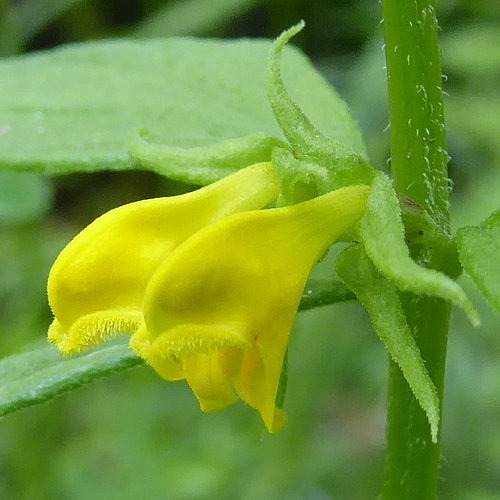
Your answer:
48;162;370;432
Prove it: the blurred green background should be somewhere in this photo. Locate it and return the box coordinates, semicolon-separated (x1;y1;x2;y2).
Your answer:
1;1;500;498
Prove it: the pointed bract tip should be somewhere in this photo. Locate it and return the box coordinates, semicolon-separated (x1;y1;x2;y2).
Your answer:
275;20;305;50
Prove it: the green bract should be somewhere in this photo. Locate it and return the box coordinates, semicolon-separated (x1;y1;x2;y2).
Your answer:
359;171;479;326
267;21;375;201
267;23;480;441
336;245;440;442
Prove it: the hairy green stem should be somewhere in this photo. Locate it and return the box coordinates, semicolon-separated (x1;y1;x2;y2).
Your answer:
381;0;450;498
383;0;449;230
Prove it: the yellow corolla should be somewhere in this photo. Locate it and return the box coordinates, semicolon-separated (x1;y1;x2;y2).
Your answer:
130;184;370;432
47;162;279;355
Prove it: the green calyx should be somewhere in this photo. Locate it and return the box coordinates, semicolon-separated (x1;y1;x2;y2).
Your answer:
129;129;285;186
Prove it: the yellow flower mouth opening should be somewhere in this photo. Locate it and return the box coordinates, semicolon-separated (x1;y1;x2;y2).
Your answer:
131;324;255;416
48;310;142;356
130;323;252;365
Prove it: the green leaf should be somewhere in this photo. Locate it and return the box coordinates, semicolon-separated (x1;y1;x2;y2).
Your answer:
0;37;364;181
0;171;53;223
336;244;440;443
399;193;461;279
456;208;500;315
359;172;479;325
0;341;143;417
128;130;284;185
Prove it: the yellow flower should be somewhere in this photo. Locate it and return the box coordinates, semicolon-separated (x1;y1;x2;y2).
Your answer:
47;156;369;432
130;184;370;432
47;162;280;355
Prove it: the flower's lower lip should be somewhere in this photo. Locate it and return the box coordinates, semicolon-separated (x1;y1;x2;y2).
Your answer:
138;323;252;360
47;311;141;356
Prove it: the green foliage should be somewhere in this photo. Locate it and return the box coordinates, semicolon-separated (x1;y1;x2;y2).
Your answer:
337;244;440;442
0;37;361;183
129;130;284;185
0;1;499;499
271;147;324;205
267;22;375;197
457;208;500;315
0;340;143;417
359;172;478;325
298;278;356;310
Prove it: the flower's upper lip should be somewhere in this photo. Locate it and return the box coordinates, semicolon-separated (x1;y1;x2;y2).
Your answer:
47;162;280;355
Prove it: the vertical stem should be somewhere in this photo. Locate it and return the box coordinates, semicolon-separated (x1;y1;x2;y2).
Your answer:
383;0;449;229
381;1;450;498
384;300;450;499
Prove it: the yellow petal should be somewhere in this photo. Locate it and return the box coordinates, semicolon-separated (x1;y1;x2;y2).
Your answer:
47;162;279;354
48;310;141;356
129;324;185;380
141;184;370;431
131;325;244;412
130;322;250;379
183;352;237;413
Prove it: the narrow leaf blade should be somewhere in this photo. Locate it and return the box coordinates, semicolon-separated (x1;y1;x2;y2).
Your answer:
336;244;440;442
359;172;479;325
0;341;143;417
